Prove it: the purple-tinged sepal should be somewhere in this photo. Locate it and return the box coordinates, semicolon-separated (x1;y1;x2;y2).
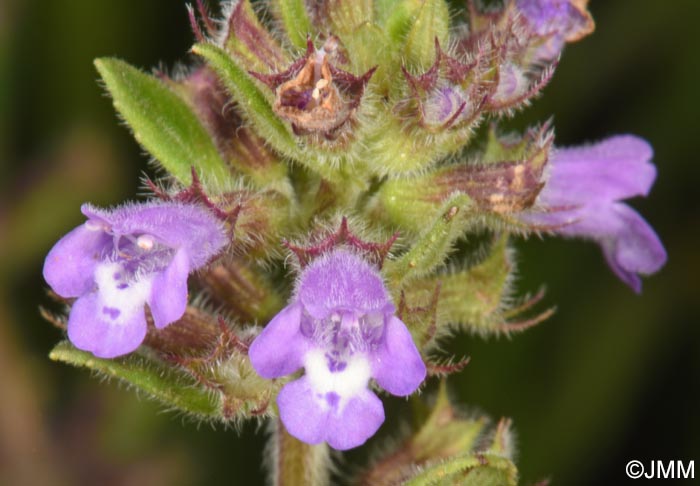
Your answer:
43;201;228;358
524;135;667;292
249;248;426;450
219;0;289;71
283;216;398;269
457;0;593;115
251;36;376;144
146;167;292;257
397;40;487;132
481;13;557;113
375;124;553;231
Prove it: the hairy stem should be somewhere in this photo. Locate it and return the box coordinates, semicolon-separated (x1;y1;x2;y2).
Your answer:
266;419;330;486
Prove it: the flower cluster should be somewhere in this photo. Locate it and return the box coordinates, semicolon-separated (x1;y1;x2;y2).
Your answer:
42;0;668;476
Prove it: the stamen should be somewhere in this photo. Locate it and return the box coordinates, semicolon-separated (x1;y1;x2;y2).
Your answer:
137;234;156;251
312;78;329;101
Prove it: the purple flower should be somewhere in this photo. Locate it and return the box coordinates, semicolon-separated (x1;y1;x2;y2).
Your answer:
492;62;529;105
516;0;594;60
422;87;469;128
526;135;667;292
43;201;227;358
249;249;426;450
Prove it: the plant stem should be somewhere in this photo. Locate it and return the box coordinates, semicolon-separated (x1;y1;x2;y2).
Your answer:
267;418;330;486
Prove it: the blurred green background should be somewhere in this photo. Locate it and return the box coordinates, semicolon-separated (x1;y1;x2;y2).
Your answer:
1;1;698;485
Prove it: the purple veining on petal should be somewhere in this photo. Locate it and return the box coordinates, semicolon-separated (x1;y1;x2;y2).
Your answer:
250;249;426;450
525;135;667;292
325;392;340;408
68;291;148;359
102;307;121;320
276;377;332;446
325;355;347;373
423;87;467;127
44;201;227;357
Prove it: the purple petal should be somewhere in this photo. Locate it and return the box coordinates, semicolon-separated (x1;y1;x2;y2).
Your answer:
249;304;307;378
298;249;392;319
541;136;656;205
524;135;666;291
371;316;426;396
81;201;227;268
599;203;667;293
43;223;111;298
493;63;527;103
147;248;190;329
537;201;666;292
325;389;384;450
277;378;328;445
67;292;147;358
517;0;589;37
423;87;466;126
277;377;384;450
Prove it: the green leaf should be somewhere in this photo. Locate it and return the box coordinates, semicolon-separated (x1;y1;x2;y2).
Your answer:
49;341;219;418
94;58;229;186
377;0;424;45
272;0;312;49
403;453;518;486
384;194;472;287
404;0;450;69
342;21;387;78
326;0;374;35
192;43;298;158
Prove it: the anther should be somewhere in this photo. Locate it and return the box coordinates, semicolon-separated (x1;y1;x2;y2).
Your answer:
136;234;155;251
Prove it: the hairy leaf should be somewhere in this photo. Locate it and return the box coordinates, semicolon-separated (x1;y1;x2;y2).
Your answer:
404;0;450;69
95;58;230;186
384;195;472;286
192;43;298;159
49;340;219;418
272;0;313;50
